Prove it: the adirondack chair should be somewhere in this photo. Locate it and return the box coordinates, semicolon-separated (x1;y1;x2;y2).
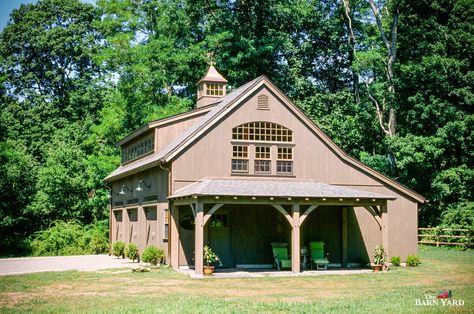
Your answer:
271;243;291;270
309;241;330;270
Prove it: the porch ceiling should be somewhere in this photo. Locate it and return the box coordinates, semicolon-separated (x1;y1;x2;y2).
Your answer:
168;178;396;202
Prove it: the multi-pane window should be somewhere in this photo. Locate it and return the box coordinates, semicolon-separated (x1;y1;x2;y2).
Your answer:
206;83;224;96
233;145;248;158
277;161;293;174
164;209;169;240
255;146;271;173
277;147;293;174
255;146;270;159
231;122;294;175
231;159;249;173
232;145;249;173
255;160;271;173
277;147;293;160
232;122;293;142
122;133;155;163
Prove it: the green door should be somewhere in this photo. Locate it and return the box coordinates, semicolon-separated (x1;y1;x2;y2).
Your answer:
208;209;233;268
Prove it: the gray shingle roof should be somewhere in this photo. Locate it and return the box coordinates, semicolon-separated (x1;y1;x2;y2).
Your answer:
169;178;396;200
104;76;264;181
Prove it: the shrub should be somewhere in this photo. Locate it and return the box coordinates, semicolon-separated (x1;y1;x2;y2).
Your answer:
126;243;139;262
89;232;109;254
112;241;125;258
141;245;165;265
29;220;109;256
406;255;421;266
391;256;401;266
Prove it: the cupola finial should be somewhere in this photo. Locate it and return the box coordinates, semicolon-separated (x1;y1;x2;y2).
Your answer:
207;51;215;66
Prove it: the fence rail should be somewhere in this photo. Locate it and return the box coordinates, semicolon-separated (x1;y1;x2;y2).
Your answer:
418;228;472;247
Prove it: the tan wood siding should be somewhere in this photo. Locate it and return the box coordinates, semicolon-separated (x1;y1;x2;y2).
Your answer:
109;167;169;257
170;86;418;259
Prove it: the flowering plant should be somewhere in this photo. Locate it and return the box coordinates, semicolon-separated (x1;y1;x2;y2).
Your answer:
203;245;222;267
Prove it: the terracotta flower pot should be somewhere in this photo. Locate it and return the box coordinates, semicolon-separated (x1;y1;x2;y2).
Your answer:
372;265;383;272
203;265;215;276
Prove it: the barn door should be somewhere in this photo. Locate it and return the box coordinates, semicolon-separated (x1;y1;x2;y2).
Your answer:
208;209;233;268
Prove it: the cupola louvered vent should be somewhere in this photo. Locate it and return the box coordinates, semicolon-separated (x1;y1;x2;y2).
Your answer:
257;94;269;110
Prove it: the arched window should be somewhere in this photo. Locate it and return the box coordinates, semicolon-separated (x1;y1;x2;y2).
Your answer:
232;122;293;142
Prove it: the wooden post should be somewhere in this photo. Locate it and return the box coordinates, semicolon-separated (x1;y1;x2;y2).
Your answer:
170;203;179;270
342;207;348;268
194;201;204;276
291;204;301;273
137;205;146;251
108;201;112;255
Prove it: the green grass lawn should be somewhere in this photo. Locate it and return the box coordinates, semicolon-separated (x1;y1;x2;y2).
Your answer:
0;246;473;313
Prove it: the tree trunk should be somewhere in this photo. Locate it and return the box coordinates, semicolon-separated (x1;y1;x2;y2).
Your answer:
342;0;360;103
368;0;400;138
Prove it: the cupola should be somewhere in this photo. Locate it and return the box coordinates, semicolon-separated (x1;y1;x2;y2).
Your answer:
196;64;228;108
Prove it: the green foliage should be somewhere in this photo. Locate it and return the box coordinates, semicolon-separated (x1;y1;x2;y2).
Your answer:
0;140;37;256
141;245;165;265
0;0;472;257
29;220;108;256
390;256;401;267
406;255;421;267
112;241;125;258
372;245;386;266
125;243;139;262
1;0;101;107
203;245;222;267
440;202;474;230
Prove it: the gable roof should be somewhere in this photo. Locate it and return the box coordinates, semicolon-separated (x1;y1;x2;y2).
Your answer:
104;76;425;203
104;76;263;181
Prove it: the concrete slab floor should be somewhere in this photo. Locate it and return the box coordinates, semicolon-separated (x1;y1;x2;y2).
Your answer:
179;268;373;279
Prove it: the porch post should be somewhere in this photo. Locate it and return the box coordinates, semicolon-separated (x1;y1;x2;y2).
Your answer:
170;203;179;270
381;204;389;254
194;201;204;275
291;204;300;273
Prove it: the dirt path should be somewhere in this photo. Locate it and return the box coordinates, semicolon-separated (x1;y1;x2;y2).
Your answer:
0;255;134;275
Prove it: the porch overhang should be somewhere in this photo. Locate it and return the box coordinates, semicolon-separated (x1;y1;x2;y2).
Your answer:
168;178;394;276
168;178;396;206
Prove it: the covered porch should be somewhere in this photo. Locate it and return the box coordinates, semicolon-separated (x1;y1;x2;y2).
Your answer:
168;178;395;275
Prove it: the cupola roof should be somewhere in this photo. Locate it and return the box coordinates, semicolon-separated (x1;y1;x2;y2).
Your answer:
197;65;228;84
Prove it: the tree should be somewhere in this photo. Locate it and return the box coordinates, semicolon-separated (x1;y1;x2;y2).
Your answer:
1;0;102;115
0;141;38;255
96;0;201;131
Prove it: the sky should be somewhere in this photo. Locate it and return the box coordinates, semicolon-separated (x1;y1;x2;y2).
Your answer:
0;0;95;31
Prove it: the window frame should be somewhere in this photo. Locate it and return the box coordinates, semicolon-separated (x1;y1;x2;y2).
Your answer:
164;209;169;241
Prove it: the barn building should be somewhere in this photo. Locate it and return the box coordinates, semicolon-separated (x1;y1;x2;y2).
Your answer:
104;65;425;275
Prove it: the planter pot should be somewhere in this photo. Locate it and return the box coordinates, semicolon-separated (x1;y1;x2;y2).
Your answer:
372;265;383;272
203;265;215;276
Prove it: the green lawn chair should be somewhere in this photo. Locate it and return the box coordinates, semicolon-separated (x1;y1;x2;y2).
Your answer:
309;241;330;270
271;243;291;270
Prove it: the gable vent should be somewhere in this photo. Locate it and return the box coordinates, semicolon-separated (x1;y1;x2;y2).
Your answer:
257;94;269;110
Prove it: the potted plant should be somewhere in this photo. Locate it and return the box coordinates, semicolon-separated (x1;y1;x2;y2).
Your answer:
203;245;222;276
371;245;386;272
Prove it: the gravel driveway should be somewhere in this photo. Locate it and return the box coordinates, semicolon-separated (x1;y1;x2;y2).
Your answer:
0;255;135;276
